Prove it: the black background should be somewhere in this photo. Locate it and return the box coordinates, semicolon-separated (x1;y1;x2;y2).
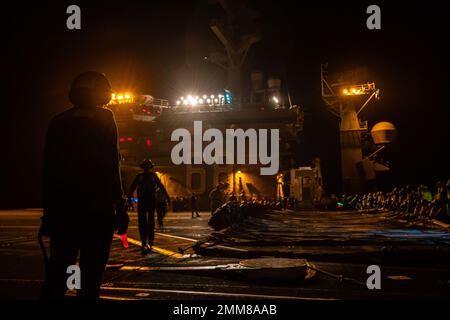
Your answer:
2;0;449;208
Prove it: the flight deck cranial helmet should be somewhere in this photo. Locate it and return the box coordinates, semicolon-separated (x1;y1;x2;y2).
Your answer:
140;159;154;170
69;71;112;107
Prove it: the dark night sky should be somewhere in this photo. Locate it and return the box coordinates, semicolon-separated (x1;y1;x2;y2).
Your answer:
2;0;449;208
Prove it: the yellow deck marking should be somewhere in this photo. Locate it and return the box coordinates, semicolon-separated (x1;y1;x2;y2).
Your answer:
113;234;184;258
387;275;413;281
432;219;450;229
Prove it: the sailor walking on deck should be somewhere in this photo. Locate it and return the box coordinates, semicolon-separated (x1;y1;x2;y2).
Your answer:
191;193;200;218
128;159;170;254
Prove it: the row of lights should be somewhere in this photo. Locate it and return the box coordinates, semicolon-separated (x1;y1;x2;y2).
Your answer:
119;137;152;147
118;137;133;142
111;93;133;103
176;93;232;106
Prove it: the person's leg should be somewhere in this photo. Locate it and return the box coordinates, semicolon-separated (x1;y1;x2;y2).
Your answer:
148;203;156;246
78;221;114;300
40;234;79;300
157;206;163;228
137;205;148;247
160;206;166;228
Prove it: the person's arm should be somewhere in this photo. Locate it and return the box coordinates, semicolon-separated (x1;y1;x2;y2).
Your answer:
154;174;170;203
128;175;138;200
108;112;126;206
41;119;57;235
42;120;54;215
105;110;129;233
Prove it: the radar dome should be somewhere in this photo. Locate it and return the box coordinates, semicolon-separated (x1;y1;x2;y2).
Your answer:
371;122;396;145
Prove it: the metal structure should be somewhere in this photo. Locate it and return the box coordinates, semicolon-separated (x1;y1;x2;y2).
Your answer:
207;0;261;103
321;64;380;193
109;90;301;209
106;2;305;208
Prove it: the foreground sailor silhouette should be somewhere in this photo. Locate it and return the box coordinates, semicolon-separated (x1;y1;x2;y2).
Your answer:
39;71;129;299
128;159;170;254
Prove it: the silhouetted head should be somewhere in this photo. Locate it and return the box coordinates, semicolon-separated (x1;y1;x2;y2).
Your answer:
140;158;154;171
69;71;112;107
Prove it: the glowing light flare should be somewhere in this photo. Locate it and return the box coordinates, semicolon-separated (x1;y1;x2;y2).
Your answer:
155;171;165;179
342;84;375;96
277;173;284;184
110;92;134;103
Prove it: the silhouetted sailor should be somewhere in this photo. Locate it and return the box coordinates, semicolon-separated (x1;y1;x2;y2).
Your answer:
208;184;223;216
40;71;128;300
155;186;169;229
191;192;200;218
128;159;170;254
